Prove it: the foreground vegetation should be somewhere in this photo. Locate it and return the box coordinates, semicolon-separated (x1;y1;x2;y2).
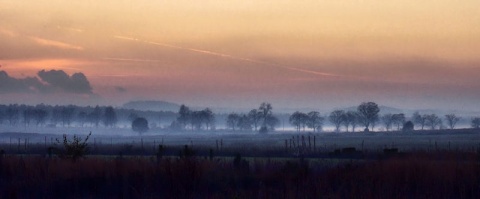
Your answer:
1;148;479;198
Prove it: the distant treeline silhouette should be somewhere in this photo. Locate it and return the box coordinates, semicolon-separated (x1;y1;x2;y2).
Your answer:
0;102;479;134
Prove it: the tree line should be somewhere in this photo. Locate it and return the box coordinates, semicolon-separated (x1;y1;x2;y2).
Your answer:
1;102;479;134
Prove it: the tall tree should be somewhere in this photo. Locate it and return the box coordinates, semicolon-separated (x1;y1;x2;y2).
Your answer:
392;113;406;131
226;113;240;131
103;106;117;128
306;111;324;132
265;115;280;131
329;110;345;132
6;105;20;126
259;102;273;128
202;108;215;130
177;105;191;130
33;108;48;126
77;111;87;127
23;108;35;127
357;102;380;131
382;113;394;131
471;117;480;129
88;106;102;127
444;114;461;129
289;111;308;132
344;111;359;132
425;114;442;130
238;114;252;131
248;109;262;131
413;112;427;130
61;106;75;127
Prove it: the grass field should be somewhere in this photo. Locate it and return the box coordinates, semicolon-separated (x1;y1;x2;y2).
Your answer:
1;128;480;198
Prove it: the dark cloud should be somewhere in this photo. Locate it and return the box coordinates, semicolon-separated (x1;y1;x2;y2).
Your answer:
0;71;44;93
0;69;93;94
37;70;92;94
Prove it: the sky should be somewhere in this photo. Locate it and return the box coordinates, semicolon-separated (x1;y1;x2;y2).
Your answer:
1;0;479;112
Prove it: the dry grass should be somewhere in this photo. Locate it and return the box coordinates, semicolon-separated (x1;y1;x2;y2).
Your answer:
0;151;479;198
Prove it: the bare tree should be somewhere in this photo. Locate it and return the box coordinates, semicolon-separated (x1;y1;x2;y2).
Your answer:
289;111;308;132
472;117;480;129
329;110;345;132
392;113;406;131
6;105;20;126
177;105;191;130
307;111;324;132
237;114;252;131
444;114;461;129
226;113;240;131
343;111;358;132
259;102;273;128
248;109;262;131
382;114;394;131
413;112;427;130
202;108;215;130
425;114;442;130
103;106;117;128
61;106;75;127
357;102;380;132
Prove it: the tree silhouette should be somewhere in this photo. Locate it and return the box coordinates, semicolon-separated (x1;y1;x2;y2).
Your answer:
329;110;345;132
382;113;394;131
226;113;240;131
202;108;215;130
403;121;414;131
357;102;380;131
425;114;442;130
238;114;252;131
444;114;460;129
259;102;273;129
413;112;427;130
265;115;280;131
177;105;191;130
88;106;102;127
392;113;406;131
343;111;358;132
77;111;87;127
103;106;117;127
307;111;324;132
61;106;75;127
6;105;20;126
471;117;480;129
248;109;262;131
132;117;149;134
289;111;308;132
34;108;48;126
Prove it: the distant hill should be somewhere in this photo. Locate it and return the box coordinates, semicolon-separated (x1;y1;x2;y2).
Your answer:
123;100;180;112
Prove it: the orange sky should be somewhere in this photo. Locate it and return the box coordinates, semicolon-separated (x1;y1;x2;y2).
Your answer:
1;0;479;111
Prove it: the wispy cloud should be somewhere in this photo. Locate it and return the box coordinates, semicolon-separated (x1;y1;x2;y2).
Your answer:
0;29;17;37
103;57;165;63
114;35;341;78
30;36;84;50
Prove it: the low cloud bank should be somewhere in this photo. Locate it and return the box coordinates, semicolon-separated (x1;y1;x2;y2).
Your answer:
0;69;93;94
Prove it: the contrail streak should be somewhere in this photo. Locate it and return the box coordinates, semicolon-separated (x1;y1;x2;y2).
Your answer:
113;35;341;78
104;57;165;63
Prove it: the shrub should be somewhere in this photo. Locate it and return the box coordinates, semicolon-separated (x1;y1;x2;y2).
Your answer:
55;132;92;161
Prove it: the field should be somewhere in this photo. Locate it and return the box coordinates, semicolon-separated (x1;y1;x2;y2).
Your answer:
1;128;480;198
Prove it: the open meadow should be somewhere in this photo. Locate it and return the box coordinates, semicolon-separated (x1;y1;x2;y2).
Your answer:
1;128;480;198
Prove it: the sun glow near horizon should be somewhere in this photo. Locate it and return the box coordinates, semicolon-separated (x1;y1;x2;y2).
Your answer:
1;0;480;110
